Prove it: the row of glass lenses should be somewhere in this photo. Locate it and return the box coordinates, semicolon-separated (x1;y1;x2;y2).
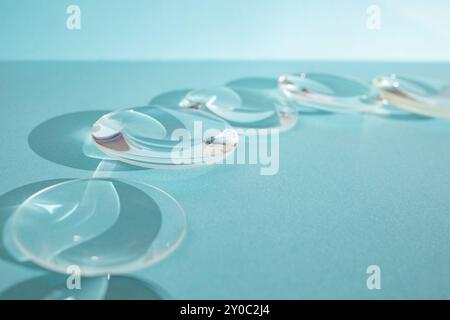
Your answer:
8;72;450;284
92;73;450;168
279;73;450;117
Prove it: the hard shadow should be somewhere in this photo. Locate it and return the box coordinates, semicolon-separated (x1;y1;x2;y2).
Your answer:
226;76;437;120
104;276;170;300
0;273;108;300
148;79;328;117
0;179;69;269
226;76;279;90
225;76;330;116
149;88;192;107
52;179;163;273
28;110;145;171
0;178;163;274
0;274;170;300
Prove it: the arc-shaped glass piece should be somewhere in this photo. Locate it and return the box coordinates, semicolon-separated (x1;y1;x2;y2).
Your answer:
373;74;450;119
179;86;298;131
91;105;238;168
278;73;383;113
10;178;187;276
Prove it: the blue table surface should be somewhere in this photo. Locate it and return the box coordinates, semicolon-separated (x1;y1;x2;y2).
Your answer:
0;61;449;299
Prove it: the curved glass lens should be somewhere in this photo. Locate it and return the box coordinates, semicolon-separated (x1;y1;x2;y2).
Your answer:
179;86;298;131
10;178;187;276
373;74;450;119
278;73;382;113
92;105;238;168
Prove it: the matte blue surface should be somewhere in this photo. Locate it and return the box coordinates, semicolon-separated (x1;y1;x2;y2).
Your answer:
0;61;449;299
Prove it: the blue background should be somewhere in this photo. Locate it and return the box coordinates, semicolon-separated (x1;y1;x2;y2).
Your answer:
1;0;450;61
0;1;449;299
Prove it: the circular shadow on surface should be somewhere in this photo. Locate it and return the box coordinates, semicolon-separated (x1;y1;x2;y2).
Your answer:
104;276;170;300
0;179;69;269
226;76;330;116
149;88;192;107
6;178;164;276
28;111;145;171
0;274;170;300
226;76;279;90
1;178;164;275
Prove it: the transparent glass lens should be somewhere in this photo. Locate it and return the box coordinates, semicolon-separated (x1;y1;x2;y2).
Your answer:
278;73;383;113
179;86;298;131
10;178;187;276
91;105;238;168
373;74;450;119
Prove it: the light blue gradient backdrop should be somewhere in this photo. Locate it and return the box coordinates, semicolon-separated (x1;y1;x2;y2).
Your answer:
1;0;450;60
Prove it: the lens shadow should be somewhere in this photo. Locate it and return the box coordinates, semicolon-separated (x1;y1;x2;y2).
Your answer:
149;88;192;107
52;179;163;272
1;178;163;275
0;179;69;269
226;76;278;90
104;276;171;300
28;111;145;171
226;76;330;116
0;273;169;300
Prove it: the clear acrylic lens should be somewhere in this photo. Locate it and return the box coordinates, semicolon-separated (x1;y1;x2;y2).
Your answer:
10;178;187;276
91;105;238;168
179;86;298;131
278;72;382;113
373;74;450;119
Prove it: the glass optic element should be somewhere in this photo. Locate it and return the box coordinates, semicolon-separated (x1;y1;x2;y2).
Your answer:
179;86;298;131
10;178;187;276
373;74;450;119
91;105;238;168
278;73;383;113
